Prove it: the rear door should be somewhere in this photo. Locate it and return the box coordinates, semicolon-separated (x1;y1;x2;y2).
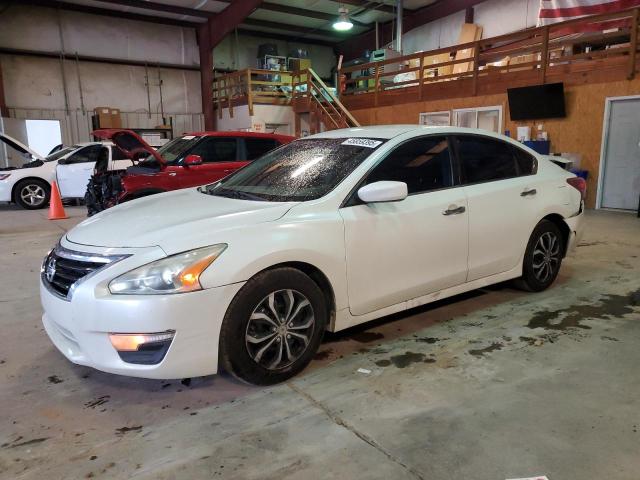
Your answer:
453;134;541;281
56;144;107;198
177;137;240;188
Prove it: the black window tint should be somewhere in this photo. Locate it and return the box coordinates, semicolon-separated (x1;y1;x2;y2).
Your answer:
244;138;279;161
66;145;105;164
455;136;518;184
111;146;129;161
189;137;237;163
512;146;537;175
365;136;453;194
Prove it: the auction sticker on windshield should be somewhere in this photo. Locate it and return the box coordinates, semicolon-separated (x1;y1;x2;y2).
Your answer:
341;138;382;148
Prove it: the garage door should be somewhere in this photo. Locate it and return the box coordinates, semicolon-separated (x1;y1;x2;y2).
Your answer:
600;98;640;211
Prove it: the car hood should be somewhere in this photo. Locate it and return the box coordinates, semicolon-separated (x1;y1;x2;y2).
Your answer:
0;132;46;163
66;188;297;251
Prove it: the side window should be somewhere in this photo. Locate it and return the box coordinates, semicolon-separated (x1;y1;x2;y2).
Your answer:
455;136;518;184
364;136;454;195
189;137;237;163
512;146;537;175
66;145;105;164
244;138;279;161
111;146;129;161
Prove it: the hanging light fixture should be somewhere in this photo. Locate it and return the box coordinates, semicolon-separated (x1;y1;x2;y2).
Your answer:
333;6;353;31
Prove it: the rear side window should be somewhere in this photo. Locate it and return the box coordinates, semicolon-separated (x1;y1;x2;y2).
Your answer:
512;146;537;175
189;137;238;163
244;138;279;161
364;135;454;195
111;146;129;160
454;136;518;184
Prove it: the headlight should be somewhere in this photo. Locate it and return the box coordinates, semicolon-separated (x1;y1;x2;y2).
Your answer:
109;244;227;295
0;173;11;181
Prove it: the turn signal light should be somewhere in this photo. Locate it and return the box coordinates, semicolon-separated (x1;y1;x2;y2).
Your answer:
109;331;175;352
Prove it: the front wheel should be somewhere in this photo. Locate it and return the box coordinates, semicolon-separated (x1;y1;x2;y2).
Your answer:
514;220;564;292
15;179;50;209
219;268;327;385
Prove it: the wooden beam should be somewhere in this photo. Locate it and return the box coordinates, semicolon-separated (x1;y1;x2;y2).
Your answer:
15;0;201;28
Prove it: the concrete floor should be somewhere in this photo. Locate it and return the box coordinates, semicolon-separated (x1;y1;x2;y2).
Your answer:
0;205;639;480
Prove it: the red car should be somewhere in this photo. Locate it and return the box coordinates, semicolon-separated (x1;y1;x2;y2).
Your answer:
86;129;294;214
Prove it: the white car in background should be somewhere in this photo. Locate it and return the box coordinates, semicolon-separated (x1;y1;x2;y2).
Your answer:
40;126;586;385
0;133;131;209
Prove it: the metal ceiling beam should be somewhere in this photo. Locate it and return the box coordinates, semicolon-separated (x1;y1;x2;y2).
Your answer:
242;18;348;40
337;0;486;60
236;28;337;47
14;0;201;28
258;2;368;27
333;0;398;15
90;0;214;18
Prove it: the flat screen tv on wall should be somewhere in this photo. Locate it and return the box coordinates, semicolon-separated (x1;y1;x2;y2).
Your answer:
507;83;566;121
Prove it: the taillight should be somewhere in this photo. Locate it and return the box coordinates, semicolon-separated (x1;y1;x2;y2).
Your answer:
567;177;586;201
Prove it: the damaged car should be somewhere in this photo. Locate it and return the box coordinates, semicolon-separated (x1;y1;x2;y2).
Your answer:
0;133;130;209
86;129;295;215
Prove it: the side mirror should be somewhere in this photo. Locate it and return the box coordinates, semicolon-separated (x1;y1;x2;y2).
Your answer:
357;181;408;203
184;154;203;166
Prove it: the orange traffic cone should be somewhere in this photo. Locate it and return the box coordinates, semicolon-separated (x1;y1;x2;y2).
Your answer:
48;181;68;220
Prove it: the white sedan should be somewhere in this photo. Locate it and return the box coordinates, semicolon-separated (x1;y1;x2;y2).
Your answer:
39;126;585;385
0;133;130;209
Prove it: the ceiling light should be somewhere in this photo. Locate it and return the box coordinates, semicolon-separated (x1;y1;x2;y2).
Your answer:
333;7;353;31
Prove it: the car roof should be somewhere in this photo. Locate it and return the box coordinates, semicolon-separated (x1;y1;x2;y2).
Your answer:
73;141;113;147
185;131;295;140
307;125;511;141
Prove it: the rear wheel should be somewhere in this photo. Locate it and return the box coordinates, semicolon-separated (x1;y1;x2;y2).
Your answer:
15;179;50;209
219;268;327;385
514;220;563;292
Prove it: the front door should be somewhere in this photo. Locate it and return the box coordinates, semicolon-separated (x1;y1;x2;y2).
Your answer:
601;97;640;210
57;144;106;198
340;135;468;316
453;134;541;281
178;137;244;188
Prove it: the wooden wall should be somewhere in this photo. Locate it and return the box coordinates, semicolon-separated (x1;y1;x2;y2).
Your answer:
349;77;640;208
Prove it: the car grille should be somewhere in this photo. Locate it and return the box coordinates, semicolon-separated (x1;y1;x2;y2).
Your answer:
42;245;126;300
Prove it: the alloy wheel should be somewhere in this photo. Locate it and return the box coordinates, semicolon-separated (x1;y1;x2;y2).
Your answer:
20;184;46;207
532;231;561;283
245;289;315;370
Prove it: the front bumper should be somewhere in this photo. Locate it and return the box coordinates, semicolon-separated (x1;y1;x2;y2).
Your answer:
40;241;244;379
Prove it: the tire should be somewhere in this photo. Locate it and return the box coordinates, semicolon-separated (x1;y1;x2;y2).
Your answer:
14;179;50;210
514;219;564;292
219;267;327;385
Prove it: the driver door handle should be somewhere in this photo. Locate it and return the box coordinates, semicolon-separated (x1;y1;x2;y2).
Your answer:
443;205;466;216
521;188;537;197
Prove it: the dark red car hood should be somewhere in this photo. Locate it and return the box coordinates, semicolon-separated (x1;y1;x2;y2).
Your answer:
92;129;165;164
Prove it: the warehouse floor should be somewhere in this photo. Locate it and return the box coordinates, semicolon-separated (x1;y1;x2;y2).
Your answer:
1;206;639;480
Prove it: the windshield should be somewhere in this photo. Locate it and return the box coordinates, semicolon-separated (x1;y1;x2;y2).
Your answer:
201;137;385;202
45;146;75;162
141;136;201;164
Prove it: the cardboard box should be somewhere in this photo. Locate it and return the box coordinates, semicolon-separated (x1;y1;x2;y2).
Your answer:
94;107;122;128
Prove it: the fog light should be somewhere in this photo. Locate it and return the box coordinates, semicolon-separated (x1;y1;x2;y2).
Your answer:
109;331;174;365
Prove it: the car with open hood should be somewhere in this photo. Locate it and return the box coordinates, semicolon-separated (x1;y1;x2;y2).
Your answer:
40;126;586;385
0;133;130;209
85;129;295;215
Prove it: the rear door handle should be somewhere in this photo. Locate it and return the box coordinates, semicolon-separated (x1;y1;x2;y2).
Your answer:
443;205;466;216
521;188;537;197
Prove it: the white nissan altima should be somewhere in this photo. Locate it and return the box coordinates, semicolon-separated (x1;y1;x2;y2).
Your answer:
40;126;585;385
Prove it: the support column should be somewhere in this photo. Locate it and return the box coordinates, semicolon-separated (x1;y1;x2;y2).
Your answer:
197;24;215;131
0;59;9;117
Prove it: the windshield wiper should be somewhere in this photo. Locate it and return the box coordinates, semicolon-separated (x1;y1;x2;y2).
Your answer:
212;188;266;201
